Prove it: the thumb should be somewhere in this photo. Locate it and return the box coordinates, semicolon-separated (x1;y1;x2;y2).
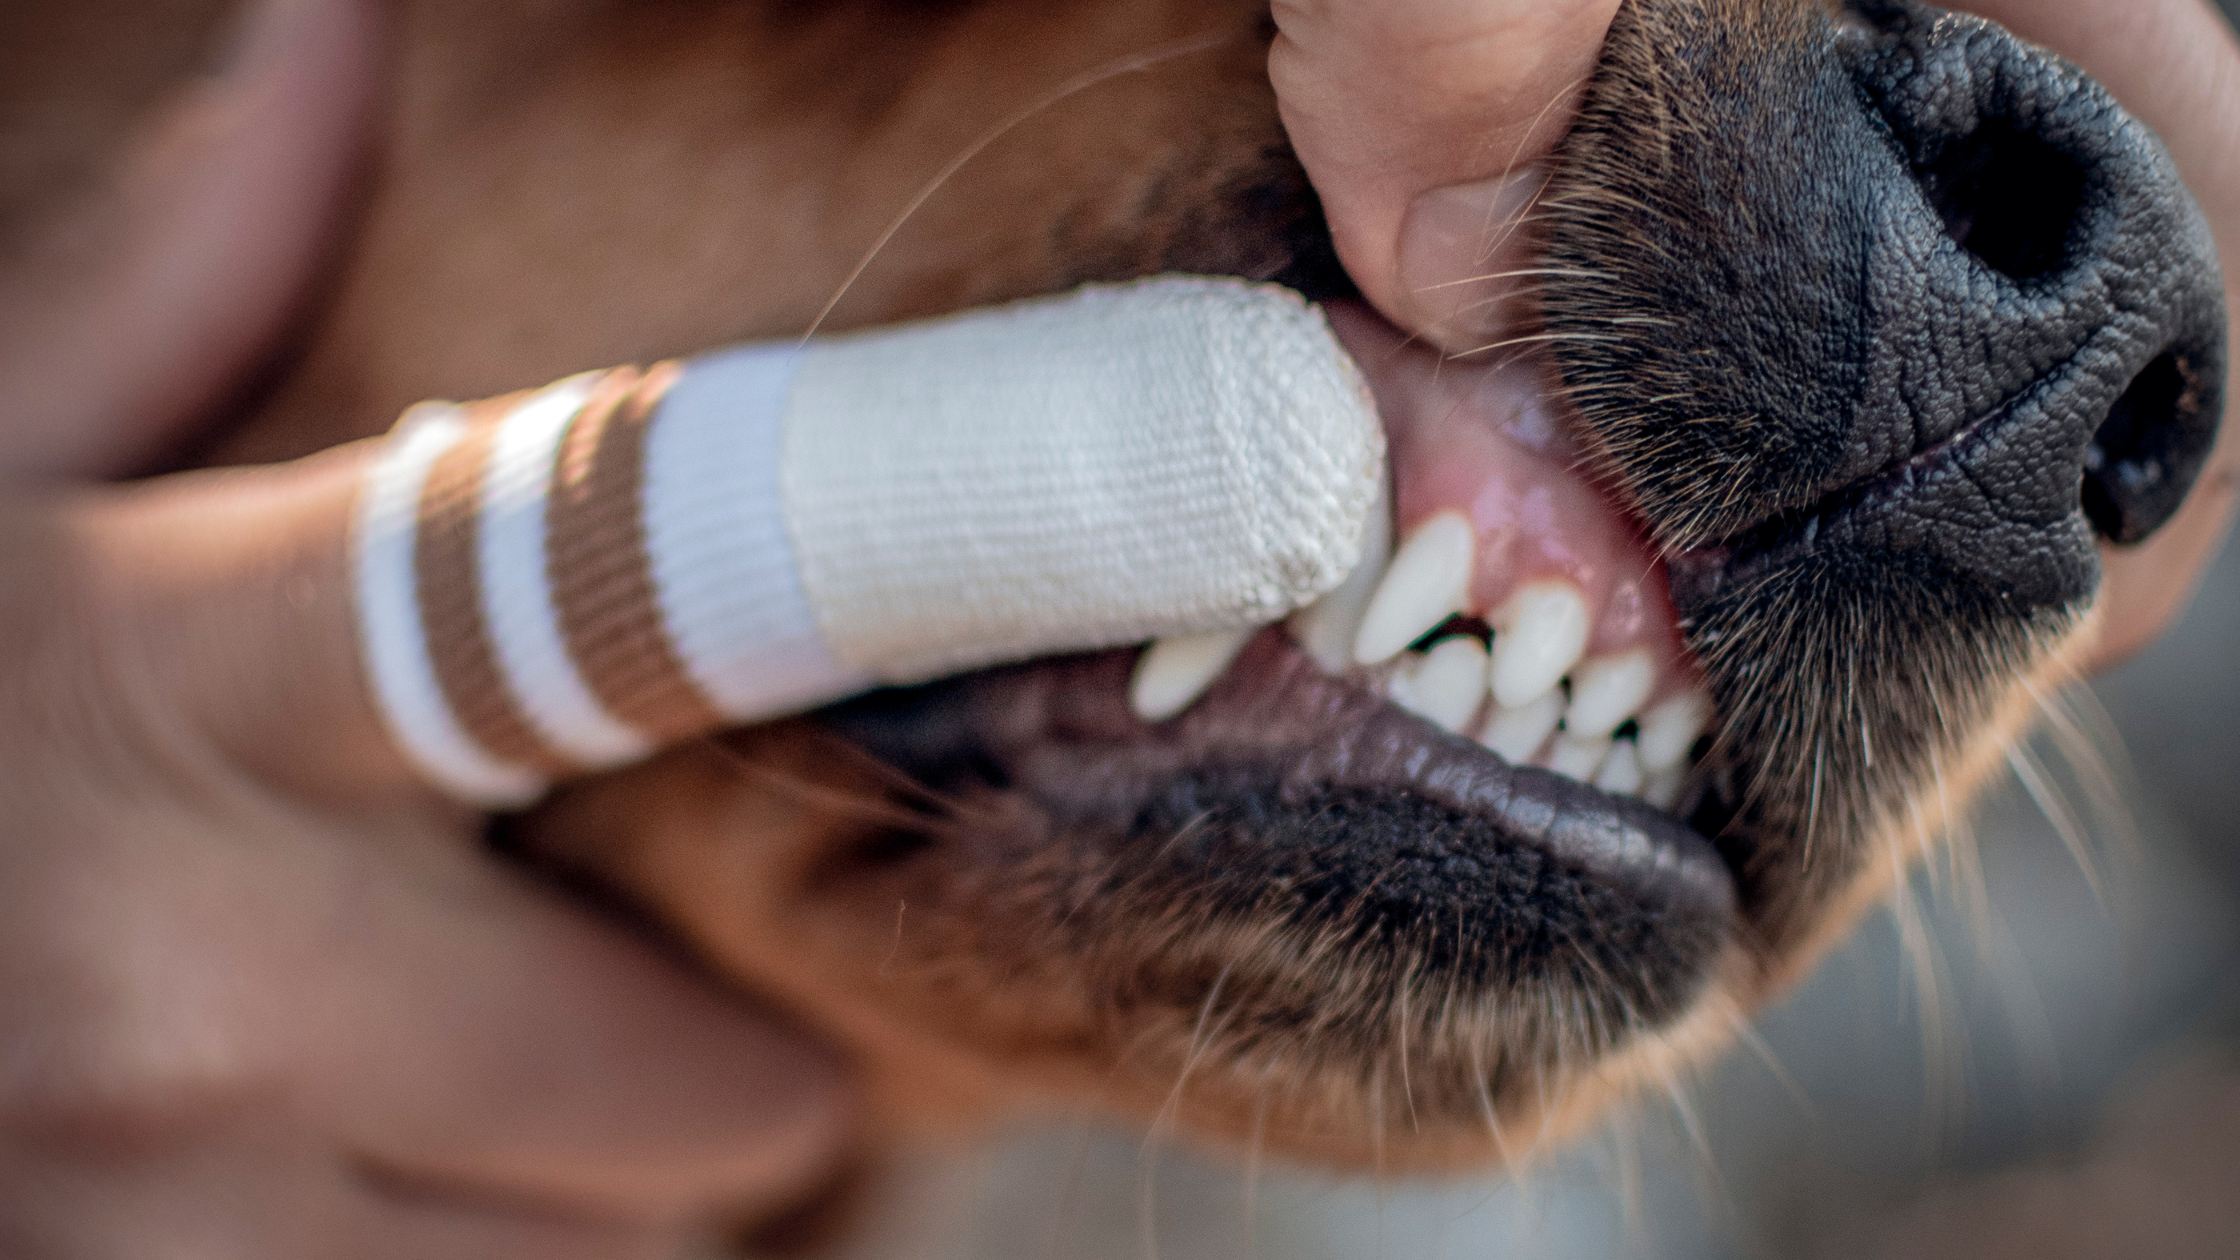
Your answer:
1268;0;1620;349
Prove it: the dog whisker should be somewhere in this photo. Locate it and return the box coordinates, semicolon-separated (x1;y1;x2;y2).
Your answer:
2005;741;2107;903
802;28;1232;342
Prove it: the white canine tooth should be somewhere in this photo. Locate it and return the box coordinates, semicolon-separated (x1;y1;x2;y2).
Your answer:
1287;484;1394;672
1489;581;1591;710
1476;691;1565;764
1353;512;1475;666
1564;649;1657;739
1637;689;1713;771
1544;733;1612;783
1593;740;1646;795
1392;636;1489;733
1643;766;1686;810
1130;627;1255;722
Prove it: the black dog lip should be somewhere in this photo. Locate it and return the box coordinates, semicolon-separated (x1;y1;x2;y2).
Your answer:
825;631;1736;924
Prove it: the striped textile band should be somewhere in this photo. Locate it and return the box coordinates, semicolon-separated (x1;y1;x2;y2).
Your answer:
642;342;870;718
353;278;1383;807
354;361;828;807
476;374;652;768
546;362;730;745
355;403;550;807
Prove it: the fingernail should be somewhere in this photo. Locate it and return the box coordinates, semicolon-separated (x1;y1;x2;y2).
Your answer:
1394;165;1550;354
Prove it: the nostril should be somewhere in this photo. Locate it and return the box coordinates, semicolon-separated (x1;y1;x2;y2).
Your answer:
1916;119;2088;282
2080;352;2201;545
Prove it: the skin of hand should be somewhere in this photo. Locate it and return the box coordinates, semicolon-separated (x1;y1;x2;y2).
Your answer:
0;1;851;1254
1268;0;2240;675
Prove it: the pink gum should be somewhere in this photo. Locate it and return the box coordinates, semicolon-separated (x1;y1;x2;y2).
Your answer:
1326;302;1697;702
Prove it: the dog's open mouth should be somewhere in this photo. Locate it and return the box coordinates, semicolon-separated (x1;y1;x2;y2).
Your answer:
1264;303;1712;808
821;298;1748;1124
568;0;2225;1166
1112;296;1740;946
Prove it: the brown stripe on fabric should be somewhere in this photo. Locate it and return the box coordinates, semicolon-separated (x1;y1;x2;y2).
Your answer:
413;403;576;778
547;362;723;745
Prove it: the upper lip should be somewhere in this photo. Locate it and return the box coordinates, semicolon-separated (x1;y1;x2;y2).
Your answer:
1664;360;2101;616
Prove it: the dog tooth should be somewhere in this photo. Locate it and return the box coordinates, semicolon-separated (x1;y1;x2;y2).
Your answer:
1130;627;1255;723
1476;691;1565;764
1593;740;1646;795
1637;689;1712;771
1489;581;1591;709
1544;733;1612;783
1386;649;1422;705
1642;766;1686;810
1392;636;1489;733
1287;486;1394;672
1353;512;1474;666
1564;649;1657;738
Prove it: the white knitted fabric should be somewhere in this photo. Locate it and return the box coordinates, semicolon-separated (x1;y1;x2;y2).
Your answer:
782;277;1384;684
644;342;874;719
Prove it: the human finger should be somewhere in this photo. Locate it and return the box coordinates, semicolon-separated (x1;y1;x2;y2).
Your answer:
0;0;379;482
0;1124;683;1260
1268;0;1620;346
347;1189;687;1260
47;273;1391;810
289;828;852;1223
39;442;419;806
1954;0;2240;670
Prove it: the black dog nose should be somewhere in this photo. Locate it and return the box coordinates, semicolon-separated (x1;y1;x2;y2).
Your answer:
1850;0;2226;557
1541;0;2226;614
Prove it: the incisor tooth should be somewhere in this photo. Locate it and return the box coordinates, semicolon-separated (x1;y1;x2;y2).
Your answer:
1544;733;1612;782
1130;627;1255;722
1637;689;1712;771
1287;485;1394;672
1489;581;1590;709
1477;691;1564;764
1593;740;1646;795
1565;649;1656;738
1392;636;1489;733
1353;512;1474;666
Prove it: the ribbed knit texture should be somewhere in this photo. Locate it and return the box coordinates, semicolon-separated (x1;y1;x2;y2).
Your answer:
784;276;1385;684
645;342;870;719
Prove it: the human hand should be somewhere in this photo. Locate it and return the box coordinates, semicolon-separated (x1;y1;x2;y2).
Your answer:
1267;0;1621;352
0;1;850;1253
1269;0;2237;673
